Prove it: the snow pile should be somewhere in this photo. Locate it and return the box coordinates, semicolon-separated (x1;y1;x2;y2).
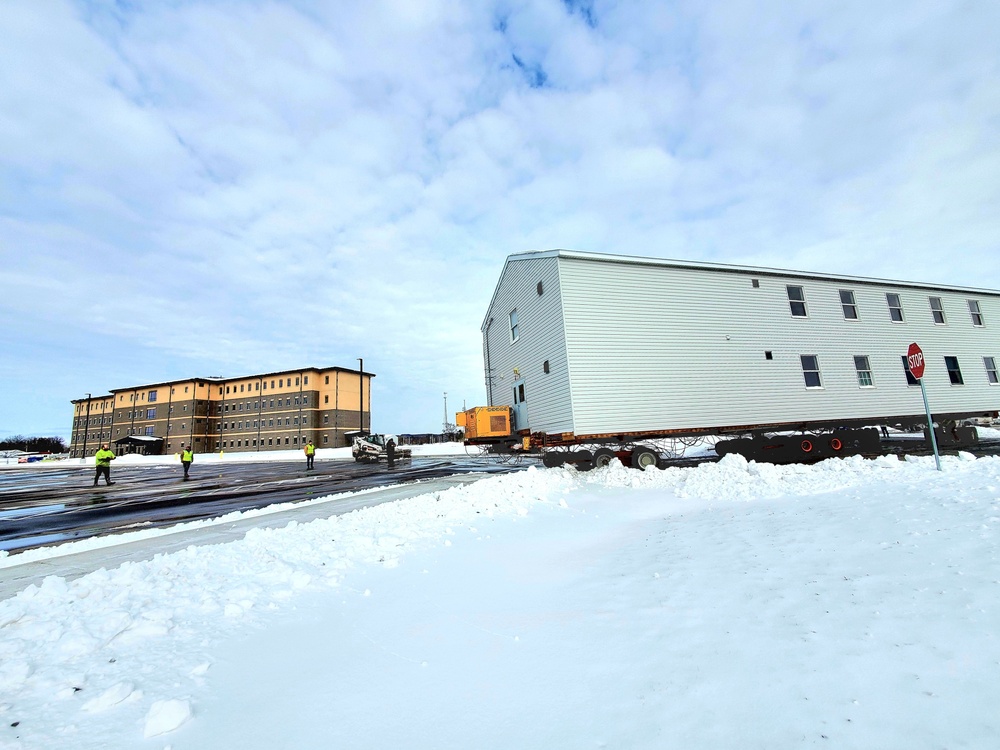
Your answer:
2;455;1000;748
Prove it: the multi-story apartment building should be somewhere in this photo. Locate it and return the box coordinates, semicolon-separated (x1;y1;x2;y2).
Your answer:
69;365;372;457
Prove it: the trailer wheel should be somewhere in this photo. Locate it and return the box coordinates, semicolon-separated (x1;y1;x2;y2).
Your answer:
592;447;616;468
542;452;566;468
631;445;659;471
570;450;594;471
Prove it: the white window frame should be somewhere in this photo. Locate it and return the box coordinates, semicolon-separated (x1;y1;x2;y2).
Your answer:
886;292;904;322
854;355;874;387
787;286;807;317
840;290;859;320
944;356;964;385
985;357;998;385
800;355;822;388
929;296;946;325
968;300;985;327
509;309;520;342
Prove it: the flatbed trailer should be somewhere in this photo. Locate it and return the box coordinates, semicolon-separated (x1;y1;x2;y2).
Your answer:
462;249;1000;468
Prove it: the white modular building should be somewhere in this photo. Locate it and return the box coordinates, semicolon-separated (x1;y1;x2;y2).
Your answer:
481;249;1000;441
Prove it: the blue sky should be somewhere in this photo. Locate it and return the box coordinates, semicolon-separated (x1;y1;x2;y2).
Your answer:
1;0;999;440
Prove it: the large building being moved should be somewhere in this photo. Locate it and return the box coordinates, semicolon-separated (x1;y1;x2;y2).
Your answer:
470;249;999;464
70;365;372;457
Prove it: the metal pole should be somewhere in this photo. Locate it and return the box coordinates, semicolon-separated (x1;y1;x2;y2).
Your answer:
81;394;92;459
918;378;942;471
358;358;364;435
258;377;264;449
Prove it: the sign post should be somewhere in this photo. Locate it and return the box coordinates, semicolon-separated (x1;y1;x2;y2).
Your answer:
907;342;941;471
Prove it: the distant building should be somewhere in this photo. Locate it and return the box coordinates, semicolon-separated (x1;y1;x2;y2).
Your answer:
70;366;373;457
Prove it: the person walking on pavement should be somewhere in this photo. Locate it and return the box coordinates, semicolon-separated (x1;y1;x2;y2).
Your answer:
180;445;194;480
304;440;316;470
386;437;396;469
94;444;116;486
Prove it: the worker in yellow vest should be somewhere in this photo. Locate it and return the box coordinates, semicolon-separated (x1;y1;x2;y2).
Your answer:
94;444;116;487
180;445;194;480
304;440;316;470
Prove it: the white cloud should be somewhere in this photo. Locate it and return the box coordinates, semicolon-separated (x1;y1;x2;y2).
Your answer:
1;0;998;438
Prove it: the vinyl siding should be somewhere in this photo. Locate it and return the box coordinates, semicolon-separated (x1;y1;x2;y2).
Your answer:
483;256;573;432
551;255;1000;436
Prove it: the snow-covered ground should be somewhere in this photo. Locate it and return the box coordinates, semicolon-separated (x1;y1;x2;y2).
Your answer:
2;449;1000;749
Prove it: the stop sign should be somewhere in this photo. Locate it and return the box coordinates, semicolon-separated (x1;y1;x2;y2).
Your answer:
906;342;925;380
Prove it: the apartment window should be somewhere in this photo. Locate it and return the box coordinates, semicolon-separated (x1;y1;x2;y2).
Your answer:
944;356;964;385
268;438;273;446
226;385;231;394
323;435;329;444
800;355;822;388
854;356;874;387
146;408;156;419
984;357;998;384
255;382;260;391
148;390;158;402
271;380;276;388
325;375;329;385
323;415;329;424
886;293;904;322
509;309;519;341
184;386;189;393
293;417;299;425
145;426;155;436
324;395;329;404
262;382;267;390
930;297;946;324
304;376;309;385
294;397;300;405
902;357;920;385
270;399;274;407
787;286;807;317
286;398;291;406
840;290;859;320
295;377;300;386
269;419;274;427
240;384;245;392
969;300;985;326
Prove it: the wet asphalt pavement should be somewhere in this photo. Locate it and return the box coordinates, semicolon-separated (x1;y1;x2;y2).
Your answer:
0;456;531;553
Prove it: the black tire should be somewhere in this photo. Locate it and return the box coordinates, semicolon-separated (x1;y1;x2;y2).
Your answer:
542;451;567;468
592;447;616;468
570;449;593;466
630;445;659;471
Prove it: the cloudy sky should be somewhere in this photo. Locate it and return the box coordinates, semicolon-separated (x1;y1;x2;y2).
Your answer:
1;0;998;440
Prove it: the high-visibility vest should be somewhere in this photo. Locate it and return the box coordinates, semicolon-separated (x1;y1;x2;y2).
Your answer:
95;449;115;467
305;443;315;455
181;449;193;462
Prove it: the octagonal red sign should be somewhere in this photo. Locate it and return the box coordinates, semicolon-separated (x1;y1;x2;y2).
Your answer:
906;342;925;380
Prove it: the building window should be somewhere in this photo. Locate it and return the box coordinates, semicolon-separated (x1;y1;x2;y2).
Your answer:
930;296;946;324
751;278;760;288
295;377;300;386
304;376;308;385
324;395;329;404
969;300;985;326
240;384;245;392
787;286;807;317
984;357;998;384
840;290;858;320
145;426;155;436
148;390;157;402
800;355;822;388
323;415;329;424
184;386;189;393
147;408;156;419
901;356;919;385
944;356;964;385
509;309;519;341
886;293;904;322
271;380;276;388
323;435;329;444
854;356;874;387
325;375;329;385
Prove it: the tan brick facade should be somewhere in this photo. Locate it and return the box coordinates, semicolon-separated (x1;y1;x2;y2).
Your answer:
70;366;372;456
